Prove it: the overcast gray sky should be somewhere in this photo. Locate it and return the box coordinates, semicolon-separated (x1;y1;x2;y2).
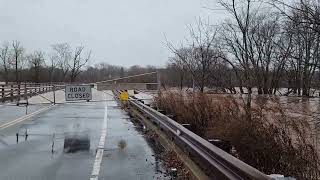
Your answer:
0;0;226;67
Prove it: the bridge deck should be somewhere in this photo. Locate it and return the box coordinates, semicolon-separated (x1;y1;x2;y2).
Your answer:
0;89;167;180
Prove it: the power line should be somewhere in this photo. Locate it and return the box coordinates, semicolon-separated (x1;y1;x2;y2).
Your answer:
95;71;157;84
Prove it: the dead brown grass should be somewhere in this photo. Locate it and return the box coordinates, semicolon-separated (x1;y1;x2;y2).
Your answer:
161;150;192;180
158;91;320;180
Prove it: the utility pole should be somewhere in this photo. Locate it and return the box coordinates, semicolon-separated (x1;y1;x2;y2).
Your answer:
53;85;56;105
157;70;161;111
157;70;161;96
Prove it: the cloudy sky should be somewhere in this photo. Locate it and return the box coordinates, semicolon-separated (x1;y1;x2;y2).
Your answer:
0;0;226;67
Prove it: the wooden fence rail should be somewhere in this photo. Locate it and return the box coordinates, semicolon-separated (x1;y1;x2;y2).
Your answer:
0;82;64;103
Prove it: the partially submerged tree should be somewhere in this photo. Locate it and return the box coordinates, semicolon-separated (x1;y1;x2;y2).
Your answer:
167;19;221;92
218;0;259;113
168;56;187;90
270;0;320;96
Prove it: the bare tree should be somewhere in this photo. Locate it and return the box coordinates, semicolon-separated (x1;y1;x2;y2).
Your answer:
271;0;320;32
219;0;260;91
167;18;220;92
48;49;60;82
249;13;293;94
289;14;320;96
270;0;320;96
11;40;24;83
51;43;72;81
168;56;187;90
28;51;45;83
218;0;319;97
0;43;10;84
68;46;91;82
219;0;259;113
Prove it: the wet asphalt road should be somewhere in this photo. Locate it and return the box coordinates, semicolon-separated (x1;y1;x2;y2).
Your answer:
0;89;168;180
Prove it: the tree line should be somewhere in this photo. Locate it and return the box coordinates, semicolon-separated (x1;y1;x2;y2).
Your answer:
0;40;159;85
0;42;92;84
164;0;320;97
1;0;320;98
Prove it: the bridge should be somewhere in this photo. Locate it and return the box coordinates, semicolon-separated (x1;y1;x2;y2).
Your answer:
0;75;274;180
0;87;169;180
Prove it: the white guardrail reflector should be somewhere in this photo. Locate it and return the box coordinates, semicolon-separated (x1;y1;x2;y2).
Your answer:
65;84;92;101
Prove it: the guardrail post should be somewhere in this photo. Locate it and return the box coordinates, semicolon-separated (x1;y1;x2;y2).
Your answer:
1;85;4;102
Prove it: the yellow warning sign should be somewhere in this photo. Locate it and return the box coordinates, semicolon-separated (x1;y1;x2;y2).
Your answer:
119;91;129;101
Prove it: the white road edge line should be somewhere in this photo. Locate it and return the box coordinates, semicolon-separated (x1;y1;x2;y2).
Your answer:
90;103;108;180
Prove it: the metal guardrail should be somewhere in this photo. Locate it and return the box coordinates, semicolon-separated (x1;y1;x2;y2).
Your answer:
126;95;272;180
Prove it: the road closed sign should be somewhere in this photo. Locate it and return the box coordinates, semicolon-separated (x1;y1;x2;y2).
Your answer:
65;85;92;101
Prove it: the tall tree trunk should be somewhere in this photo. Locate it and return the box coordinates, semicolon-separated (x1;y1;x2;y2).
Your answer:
15;60;18;83
180;75;183;90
